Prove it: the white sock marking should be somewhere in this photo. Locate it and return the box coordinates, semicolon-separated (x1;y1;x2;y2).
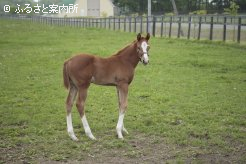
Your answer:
116;113;125;139
81;115;96;140
66;113;78;141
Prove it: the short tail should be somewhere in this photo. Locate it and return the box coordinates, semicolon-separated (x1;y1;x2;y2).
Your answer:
63;61;70;90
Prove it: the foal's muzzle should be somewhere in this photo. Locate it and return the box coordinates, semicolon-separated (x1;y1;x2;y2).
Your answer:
140;52;149;65
143;60;149;65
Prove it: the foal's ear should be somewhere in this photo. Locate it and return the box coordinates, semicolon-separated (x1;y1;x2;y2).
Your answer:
137;33;141;41
146;33;150;41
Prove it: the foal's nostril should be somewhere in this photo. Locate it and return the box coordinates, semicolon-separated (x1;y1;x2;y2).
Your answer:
143;60;149;65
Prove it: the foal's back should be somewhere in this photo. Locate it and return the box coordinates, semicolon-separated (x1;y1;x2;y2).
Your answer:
65;54;95;82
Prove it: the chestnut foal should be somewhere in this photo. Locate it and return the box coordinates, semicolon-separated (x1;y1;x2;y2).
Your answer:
63;33;150;140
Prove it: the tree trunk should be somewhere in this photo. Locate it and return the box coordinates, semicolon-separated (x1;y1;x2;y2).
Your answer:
170;0;184;36
170;0;178;15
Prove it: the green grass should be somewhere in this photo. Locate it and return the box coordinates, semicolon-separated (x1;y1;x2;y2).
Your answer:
0;19;246;163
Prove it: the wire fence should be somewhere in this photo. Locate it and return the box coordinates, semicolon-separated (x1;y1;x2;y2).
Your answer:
1;14;246;43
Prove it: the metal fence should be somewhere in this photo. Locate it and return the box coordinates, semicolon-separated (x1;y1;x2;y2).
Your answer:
1;14;246;43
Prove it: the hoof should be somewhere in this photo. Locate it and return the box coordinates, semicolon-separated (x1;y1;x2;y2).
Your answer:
122;127;129;134
118;136;124;140
86;133;97;140
117;132;124;139
69;133;79;141
89;135;97;140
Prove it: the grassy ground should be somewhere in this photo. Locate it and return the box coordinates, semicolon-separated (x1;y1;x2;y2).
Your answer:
0;19;245;163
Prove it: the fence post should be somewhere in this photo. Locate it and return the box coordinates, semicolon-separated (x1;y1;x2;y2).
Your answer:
124;17;126;32
108;18;111;29
209;16;213;40
198;16;202;40
99;18;102;28
177;16;181;38
113;17;116;30
134;17;137;33
152;16;156;37
237;17;241;43
140;16;143;33
188;16;191;39
129;17;132;32
161;16;164;37
169;16;173;38
146;16;149;33
223;17;227;42
118;17;120;30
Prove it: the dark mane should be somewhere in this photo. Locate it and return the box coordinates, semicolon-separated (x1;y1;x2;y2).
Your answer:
113;40;137;56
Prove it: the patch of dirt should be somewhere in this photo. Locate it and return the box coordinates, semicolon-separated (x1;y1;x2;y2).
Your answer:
69;133;245;163
2;132;245;163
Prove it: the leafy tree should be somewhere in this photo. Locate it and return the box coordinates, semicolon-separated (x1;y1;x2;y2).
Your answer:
224;0;239;15
237;0;246;12
113;0;246;15
224;0;239;41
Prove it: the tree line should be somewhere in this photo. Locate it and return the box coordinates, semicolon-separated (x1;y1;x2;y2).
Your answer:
112;0;246;15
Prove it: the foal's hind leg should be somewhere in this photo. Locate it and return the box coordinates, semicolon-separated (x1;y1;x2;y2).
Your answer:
66;85;78;141
76;84;96;140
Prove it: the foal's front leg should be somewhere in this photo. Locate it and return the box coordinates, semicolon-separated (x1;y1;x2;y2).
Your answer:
77;86;96;140
116;84;129;139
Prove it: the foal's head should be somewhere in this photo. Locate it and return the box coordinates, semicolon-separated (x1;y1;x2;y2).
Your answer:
136;33;150;65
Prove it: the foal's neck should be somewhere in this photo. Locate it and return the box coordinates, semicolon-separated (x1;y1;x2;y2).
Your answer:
116;41;139;68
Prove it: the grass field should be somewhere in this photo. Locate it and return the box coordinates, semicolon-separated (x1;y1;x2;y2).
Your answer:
0;19;246;163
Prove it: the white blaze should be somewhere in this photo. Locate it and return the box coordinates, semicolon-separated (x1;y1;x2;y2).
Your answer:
141;41;149;63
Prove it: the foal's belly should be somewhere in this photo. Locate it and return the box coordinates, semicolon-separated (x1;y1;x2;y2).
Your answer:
90;59;134;86
90;73;133;86
90;75;117;86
